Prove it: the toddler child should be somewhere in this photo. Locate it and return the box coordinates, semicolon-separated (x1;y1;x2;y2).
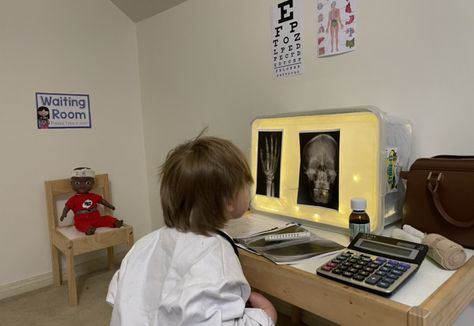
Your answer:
107;135;277;325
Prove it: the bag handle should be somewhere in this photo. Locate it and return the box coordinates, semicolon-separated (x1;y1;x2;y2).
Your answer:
427;172;474;228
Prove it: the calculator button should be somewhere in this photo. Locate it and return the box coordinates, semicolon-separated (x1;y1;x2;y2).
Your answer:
386;273;400;279
353;264;363;269
375;257;387;264
358;271;370;277
331;268;343;274
380;266;391;272
365;275;382;285
338;265;348;270
388;260;400;265
395;265;410;272
321;265;334;271
348;258;359;263
352;274;366;281
326;262;337;268
368;262;380;269
357;260;368;266
363;267;375;273
375;270;387;276
382;277;396;284
384;263;396;269
348;267;359;273
342;271;354;278
360;257;372;263
399;263;411;269
376;281;391;289
390;269;404;276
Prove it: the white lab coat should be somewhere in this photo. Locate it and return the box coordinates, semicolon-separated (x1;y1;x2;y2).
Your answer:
107;227;274;326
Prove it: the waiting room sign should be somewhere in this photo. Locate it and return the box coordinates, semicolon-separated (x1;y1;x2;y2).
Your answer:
35;92;91;129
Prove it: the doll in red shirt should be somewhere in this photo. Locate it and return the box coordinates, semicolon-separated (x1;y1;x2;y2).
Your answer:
60;167;123;235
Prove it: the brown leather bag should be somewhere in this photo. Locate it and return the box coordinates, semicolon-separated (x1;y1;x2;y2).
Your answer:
401;156;474;249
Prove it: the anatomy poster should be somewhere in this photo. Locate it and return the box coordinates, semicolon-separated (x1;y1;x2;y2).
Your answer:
256;131;283;198
316;0;356;57
297;131;340;210
271;0;304;78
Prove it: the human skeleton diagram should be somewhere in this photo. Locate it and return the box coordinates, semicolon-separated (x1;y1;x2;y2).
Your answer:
259;134;280;197
302;134;338;204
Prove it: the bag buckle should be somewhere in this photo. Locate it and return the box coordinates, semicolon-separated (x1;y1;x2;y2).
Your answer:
427;171;443;192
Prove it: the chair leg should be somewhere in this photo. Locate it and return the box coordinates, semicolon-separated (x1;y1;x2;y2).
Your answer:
290;306;302;325
107;247;115;270
127;228;134;249
65;248;78;306
51;245;62;287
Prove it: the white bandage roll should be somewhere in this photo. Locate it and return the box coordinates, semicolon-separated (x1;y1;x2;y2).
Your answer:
422;234;467;270
402;224;425;240
391;228;422;243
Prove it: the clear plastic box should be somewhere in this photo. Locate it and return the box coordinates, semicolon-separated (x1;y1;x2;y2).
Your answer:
250;106;411;234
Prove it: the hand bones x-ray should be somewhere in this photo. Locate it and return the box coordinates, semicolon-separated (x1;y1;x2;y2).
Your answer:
298;131;340;210
256;131;282;198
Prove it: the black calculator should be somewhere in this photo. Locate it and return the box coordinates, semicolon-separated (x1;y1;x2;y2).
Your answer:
316;233;429;296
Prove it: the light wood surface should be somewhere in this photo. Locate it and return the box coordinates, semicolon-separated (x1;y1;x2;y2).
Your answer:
407;255;474;326
239;249;474;326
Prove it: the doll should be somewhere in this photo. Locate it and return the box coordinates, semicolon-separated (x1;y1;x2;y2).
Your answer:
37;106;50;129
60;167;123;235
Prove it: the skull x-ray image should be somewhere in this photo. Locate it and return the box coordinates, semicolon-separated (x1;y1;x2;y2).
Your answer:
256;131;282;198
297;131;340;210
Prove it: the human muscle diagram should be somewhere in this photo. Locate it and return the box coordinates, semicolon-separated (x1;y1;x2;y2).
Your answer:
316;0;356;57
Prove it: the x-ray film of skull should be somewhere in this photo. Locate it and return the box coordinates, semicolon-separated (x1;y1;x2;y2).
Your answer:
298;131;340;210
256;131;282;198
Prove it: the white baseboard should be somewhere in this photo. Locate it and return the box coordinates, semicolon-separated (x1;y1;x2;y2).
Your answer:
0;273;52;301
0;251;126;301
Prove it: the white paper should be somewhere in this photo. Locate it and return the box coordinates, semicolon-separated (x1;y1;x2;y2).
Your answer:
271;0;304;78
224;212;289;239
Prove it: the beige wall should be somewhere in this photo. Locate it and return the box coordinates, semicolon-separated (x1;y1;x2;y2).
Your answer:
0;0;150;286
137;0;474;229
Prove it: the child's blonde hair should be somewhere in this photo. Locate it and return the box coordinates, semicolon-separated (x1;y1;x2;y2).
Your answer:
160;135;253;235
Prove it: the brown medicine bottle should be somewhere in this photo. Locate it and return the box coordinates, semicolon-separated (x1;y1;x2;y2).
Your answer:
349;198;370;240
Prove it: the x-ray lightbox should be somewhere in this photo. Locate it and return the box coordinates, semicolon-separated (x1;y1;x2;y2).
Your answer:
250;107;412;234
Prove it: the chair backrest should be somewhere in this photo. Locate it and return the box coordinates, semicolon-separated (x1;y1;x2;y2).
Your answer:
45;174;111;232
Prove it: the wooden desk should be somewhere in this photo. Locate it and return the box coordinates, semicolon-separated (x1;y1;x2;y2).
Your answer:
239;250;474;326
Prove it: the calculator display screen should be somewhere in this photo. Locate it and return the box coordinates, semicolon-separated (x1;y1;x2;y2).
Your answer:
358;239;413;258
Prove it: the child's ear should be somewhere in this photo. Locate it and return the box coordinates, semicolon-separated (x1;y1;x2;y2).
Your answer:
225;198;235;216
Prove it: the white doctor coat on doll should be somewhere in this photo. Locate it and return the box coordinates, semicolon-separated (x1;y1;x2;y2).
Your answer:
107;227;274;326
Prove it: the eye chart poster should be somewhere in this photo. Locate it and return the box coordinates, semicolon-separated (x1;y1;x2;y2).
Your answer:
316;0;356;57
272;0;304;78
36;92;91;129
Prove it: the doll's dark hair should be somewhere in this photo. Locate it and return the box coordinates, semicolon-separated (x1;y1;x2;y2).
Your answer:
37;106;49;119
160;134;253;235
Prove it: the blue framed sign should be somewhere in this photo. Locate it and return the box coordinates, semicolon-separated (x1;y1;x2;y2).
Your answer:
36;92;91;129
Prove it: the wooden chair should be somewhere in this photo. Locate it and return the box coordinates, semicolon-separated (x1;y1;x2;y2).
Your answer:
44;174;134;305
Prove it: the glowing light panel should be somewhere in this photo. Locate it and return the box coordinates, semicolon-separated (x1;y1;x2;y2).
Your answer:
251;111;381;232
